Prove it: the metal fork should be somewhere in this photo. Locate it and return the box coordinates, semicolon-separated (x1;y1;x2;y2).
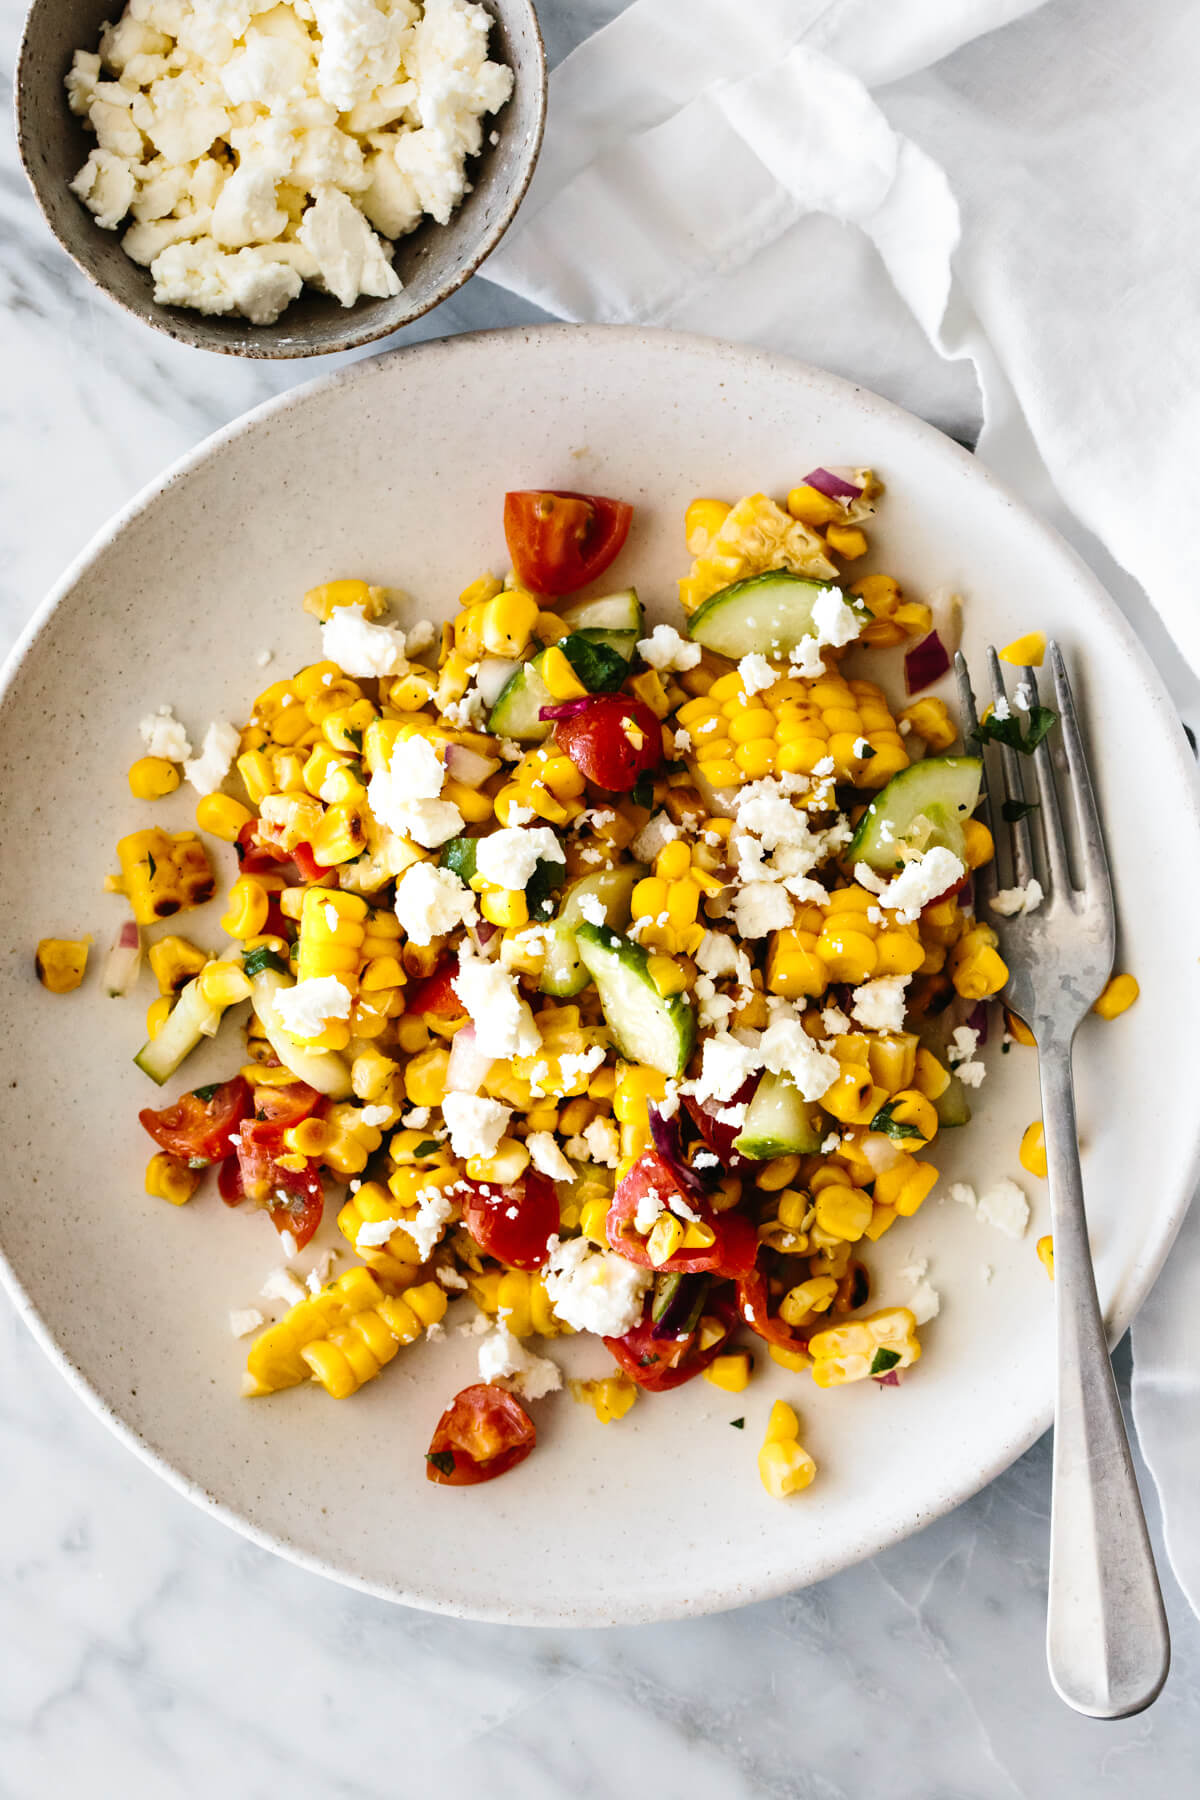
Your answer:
955;643;1170;1719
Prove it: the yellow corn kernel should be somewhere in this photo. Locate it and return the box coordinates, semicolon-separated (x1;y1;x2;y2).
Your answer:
128;756;180;800
758;1155;801;1194
785;483;844;527
148;933;208;995
961;818;995;869
766;929;828;1000
197;959;253;1009
570;1374;639;1423
115;829;215;925
631;669;671;718
221;875;270;941
237;750;275;806
1006;1009;1037;1047
864;1202;897;1240
764;1398;799;1442
647;1215;685;1266
999;631;1047;667
821;1068;885;1127
145;1151;200;1206
872;1155;939;1217
809;1305;920;1388
194;793;253;842
482;587;539;657
813;1184;873;1242
146;995;172;1039
704;1352;752;1393
825;524;867;559
466;1136;531;1186
758;1422;817;1498
769;1344;812;1373
1037;1235;1055;1279
913;1047;951;1101
684;497;732;555
480;887;529;930
34;937;90;994
779;1277;838;1327
298;1282;449;1399
459;572;504;610
878;1088;938;1147
1020;1120;1047;1179
405;1046;451;1108
303;578;384;622
1093;973;1139;1020
899;696;957;752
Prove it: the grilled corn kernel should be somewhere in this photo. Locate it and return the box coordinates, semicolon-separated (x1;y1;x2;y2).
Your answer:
960;818;995;869
129;756;180;799
482;588;539;657
825;524;867;559
115;829;215;924
145;1151;200;1206
195;794;253;842
302;579;384;622
146;995;172;1039
35;937;90;993
758;1400;817;1498
813;1184;873;1242
703;1352;752;1393
898;697;956;751
198;959;253;1009
872;1154;938;1217
570;1374;639;1423
786;484;844;527
1020;1120;1047;1178
809;1305;920;1388
1093;973;1139;1019
405;1047;451;1108
684;497;733;555
148;934;208;995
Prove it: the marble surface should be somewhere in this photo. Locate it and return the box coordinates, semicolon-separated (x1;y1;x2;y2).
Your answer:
2;2;1198;1793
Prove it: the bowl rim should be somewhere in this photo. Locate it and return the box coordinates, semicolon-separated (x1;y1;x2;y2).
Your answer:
13;0;547;359
3;323;1198;1624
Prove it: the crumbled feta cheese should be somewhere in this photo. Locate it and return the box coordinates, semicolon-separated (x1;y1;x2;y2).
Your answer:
441;1092;511;1160
788;636;827;678
850;975;910;1033
991;695;1011;721
359;1104;392;1128
368;734;463;847
139;704;191;763
321;602;406;677
256;649;273;667
477;1324;562;1400
631;812;681;863
183;719;240;795
738;652;777;697
990;879;1045;917
947;1024;987;1088
949;1181;978;1211
758;1012;840;1101
811;585;862;649
452;947;539;1058
278;1229;299;1261
404;619;437;656
394;861;477;944
581;1117;621;1168
543;1236;651;1337
273;974;352;1039
260;1268;305;1306
901;1257;941;1326
437;1265;468;1290
690;1034;762;1107
575;893;608;927
229;1307;264;1338
821;1005;850;1036
732;882;793;938
636;624;702;672
870;846;965;922
526;1131;575;1182
474;825;564;890
977;1178;1030;1238
633;1184;666;1234
395;1182;456;1260
695;932;739;979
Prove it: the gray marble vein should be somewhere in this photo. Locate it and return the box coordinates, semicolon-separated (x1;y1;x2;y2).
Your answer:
2;2;1198;1794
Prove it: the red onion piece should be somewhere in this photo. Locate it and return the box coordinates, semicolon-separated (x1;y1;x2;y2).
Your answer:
538;699;594;721
967;1001;989;1045
904;629;950;694
874;1370;902;1387
446;1024;495;1094
445;742;500;785
803;466;863;501
102;918;142;997
648;1103;711;1198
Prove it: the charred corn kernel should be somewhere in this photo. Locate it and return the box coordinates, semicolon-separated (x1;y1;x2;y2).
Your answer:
1000;631;1046;667
1020;1120;1047;1179
647;1215;685;1266
899;696;957;751
704;1352;752;1393
866;1032;918;1094
758;1400;817;1498
879;1089;938;1146
146;995;172;1038
198;960;252;1009
786;483;844;527
482;587;539;657
1037;1235;1055;1279
360;955;404;994
821;1067;886;1127
256;792;323;853
852;573;901;619
1094;973;1139;1019
194;793;253;842
779;1277;838;1327
872;1154;939;1217
684;497;733;555
33;935;90;993
308;801;368;868
766;925;828;999
809;1305;920;1388
466;1136;531;1185
826;524;867;559
681;492;835;616
115;829;215;924
405;1046;451;1107
813;1184;872;1242
145;1151;200;1206
951;943;1009;1000
960;818;994;870
149;934;210;998
128;756;180;800
298;1282;448;1399
302;578;385;622
570;1374;638;1422
237;749;275;805
220;875;270;941
913;1047;951;1100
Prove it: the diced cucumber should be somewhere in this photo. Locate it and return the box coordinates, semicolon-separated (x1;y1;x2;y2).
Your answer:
575;923;695;1077
133;975;224;1085
849;756;983;872
914;1014;972;1129
568;627;639;663
687;570;866;658
539;865;646;997
248;966;353;1098
487;651;554;742
559;589;644;637
733;1071;824;1159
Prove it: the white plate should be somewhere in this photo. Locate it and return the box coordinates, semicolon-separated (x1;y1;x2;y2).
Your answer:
1;327;1197;1627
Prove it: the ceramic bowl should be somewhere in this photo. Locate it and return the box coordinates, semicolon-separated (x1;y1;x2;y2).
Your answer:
2;327;1198;1624
14;0;546;357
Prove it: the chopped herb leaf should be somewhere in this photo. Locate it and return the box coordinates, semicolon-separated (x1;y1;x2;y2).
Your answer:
439;837;479;883
243;945;290;979
145;851;157;878
973;704;1058;756
1001;1041;1011;1054
346;727;364;752
631;772;656;810
191;1083;221;1102
870;1347;901;1375
870;1100;925;1143
412;1139;440;1157
526;856;566;922
561;634;629;694
730;1417;745;1430
426;1449;456;1476
858;742;877;759
1001;798;1039;823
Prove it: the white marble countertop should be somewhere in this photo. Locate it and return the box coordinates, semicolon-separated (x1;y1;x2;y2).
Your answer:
2;3;1199;1793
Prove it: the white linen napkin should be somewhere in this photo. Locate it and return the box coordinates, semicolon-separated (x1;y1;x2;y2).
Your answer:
483;0;1200;1614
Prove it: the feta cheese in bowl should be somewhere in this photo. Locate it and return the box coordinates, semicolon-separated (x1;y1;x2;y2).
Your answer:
15;0;545;356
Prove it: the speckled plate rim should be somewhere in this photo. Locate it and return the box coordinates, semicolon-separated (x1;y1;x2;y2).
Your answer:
2;325;1198;1626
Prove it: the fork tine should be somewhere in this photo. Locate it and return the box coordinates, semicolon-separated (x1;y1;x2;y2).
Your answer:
1023;665;1071;897
1048;642;1112;900
987;647;1035;888
954;652;997;907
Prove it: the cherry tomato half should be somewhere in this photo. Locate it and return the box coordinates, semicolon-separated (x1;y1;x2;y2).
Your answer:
139;1075;249;1167
604;1292;739;1392
405;956;465;1020
425;1383;537;1485
235;1117;324;1248
606;1151;758;1278
554;696;663;792
460;1171;560;1270
504;490;633;597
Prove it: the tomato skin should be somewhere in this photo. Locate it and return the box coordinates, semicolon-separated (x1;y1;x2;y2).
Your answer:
504;490;633;597
426;1383;537;1485
139;1076;250;1166
235;1115;324;1248
249;1081;322;1127
554;697;663;792
405;957;465;1020
607;1152;758;1278
683;1077;758;1172
736;1267;808;1351
604;1293;738;1392
217;1155;245;1207
460;1172;560;1270
236;820;288;875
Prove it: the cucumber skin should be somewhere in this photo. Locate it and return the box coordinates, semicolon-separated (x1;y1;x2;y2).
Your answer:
849;756;983;871
688;570;863;658
559;589;644;636
733;1071;824;1158
575;923;696;1078
132;976;221;1085
539;866;647;999
486;655;553;742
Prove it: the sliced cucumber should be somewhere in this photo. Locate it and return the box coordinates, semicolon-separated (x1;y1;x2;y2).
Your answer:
559;589;644;637
568;626;639;663
133;975;223;1085
248;966;353;1098
575;923;695;1077
687;570;865;659
849;756;983;872
540;865;646;997
487;650;554;742
914;1014;972;1129
733;1071;824;1159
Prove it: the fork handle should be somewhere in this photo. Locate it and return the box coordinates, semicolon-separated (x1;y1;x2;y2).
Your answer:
1040;1041;1170;1717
